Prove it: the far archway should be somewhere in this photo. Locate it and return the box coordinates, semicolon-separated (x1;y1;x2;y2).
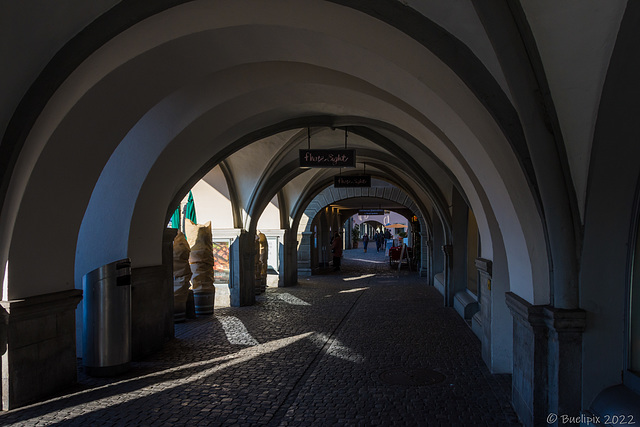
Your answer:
293;183;431;278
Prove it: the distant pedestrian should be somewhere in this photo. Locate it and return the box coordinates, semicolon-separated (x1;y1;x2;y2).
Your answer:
362;234;369;253
332;232;343;271
374;231;382;252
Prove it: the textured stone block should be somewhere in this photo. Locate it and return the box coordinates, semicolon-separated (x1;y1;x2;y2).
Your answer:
506;292;547;427
1;289;81;410
453;291;479;320
434;273;445;297
131;266;173;360
471;312;482;339
11;315;56;348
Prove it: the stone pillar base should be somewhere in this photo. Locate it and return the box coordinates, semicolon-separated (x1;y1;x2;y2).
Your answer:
442;245;453;306
1;289;82;410
475;258;492;368
229;231;256;307
544;306;586;422
506;292;547;427
131;265;174;360
506;292;586;427
297;231;313;279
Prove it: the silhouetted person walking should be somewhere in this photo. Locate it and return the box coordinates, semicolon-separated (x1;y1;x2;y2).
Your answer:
374;231;382;252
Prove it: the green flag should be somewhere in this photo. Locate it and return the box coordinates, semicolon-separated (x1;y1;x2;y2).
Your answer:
170;207;180;229
185;191;197;224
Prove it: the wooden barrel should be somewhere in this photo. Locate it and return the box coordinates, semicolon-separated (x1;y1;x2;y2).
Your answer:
194;289;215;316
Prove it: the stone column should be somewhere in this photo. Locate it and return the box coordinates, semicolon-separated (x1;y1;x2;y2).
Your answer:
506;292;548;427
130;228;176;360
229;230;256;307
419;233;431;279
282;229;298;287
297;231;313;276
544;307;586;425
253;234;262;295
442;244;453;306
506;291;586;427
450;187;469;306
475;258;492;367
1;289;82;410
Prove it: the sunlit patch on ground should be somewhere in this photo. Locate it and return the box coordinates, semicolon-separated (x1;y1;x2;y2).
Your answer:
275;293;311;306
343;274;376;282
339;287;369;293
217;316;260;345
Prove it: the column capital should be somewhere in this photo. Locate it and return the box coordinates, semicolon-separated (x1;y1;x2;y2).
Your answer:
474;258;492;278
505;292;546;329
1;288;82;321
543;306;586;333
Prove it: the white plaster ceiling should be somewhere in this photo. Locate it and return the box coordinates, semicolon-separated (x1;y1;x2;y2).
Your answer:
404;0;512;100
520;0;627;218
217;123;443;230
223;127;391;204
1;0;626;222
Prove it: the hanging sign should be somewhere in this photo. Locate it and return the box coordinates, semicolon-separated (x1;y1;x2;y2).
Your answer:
334;175;371;188
299;149;356;168
358;209;384;215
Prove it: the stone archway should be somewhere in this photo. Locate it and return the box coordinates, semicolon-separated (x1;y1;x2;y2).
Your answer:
0;0;569;411
294;185;430;277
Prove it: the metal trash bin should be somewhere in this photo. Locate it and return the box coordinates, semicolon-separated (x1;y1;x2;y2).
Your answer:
82;258;132;376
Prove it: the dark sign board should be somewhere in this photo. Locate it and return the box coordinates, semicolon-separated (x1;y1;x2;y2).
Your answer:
358;209;385;215
334;175;371;188
299;149;356;168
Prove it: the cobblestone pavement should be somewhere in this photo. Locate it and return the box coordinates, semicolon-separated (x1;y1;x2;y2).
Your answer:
0;249;521;426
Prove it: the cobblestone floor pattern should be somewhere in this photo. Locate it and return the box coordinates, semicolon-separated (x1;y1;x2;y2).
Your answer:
0;248;521;426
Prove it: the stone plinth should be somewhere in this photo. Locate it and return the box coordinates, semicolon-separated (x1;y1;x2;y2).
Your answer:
475;258;492;367
297;232;313;276
506;292;586;427
131;265;174;360
1;289;82;410
442;244;453;306
506;292;548;427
